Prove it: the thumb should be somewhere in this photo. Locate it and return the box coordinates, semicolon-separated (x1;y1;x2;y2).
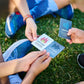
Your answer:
67;29;72;36
67;28;75;36
43;57;52;68
66;39;72;44
32;27;37;40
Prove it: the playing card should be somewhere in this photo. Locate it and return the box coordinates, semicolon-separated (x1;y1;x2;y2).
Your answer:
59;18;72;39
32;34;65;58
45;41;65;58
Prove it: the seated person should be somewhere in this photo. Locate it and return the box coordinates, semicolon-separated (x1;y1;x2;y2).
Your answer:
0;39;51;84
5;0;74;41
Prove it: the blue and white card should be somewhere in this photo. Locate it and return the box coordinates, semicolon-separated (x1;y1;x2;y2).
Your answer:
32;34;65;58
59;18;72;39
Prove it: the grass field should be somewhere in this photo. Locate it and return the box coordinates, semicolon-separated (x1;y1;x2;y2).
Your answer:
0;9;84;84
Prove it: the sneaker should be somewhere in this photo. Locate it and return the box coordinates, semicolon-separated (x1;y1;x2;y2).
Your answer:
3;39;32;61
5;12;25;38
55;4;74;20
77;53;84;69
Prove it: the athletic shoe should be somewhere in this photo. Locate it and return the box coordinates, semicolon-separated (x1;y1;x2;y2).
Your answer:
5;12;25;38
55;4;74;20
3;39;32;61
77;53;84;69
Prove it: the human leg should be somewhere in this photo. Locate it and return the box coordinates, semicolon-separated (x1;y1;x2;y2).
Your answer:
28;0;73;19
5;0;42;38
30;0;58;19
5;0;73;38
5;0;58;38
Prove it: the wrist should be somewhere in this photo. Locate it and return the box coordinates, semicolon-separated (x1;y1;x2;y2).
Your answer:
26;17;34;23
23;14;33;22
16;58;29;72
28;70;37;78
22;71;36;84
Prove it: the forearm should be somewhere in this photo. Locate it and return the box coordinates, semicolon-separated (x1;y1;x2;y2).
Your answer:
0;58;25;78
22;71;36;84
12;0;30;17
0;46;10;84
0;77;10;84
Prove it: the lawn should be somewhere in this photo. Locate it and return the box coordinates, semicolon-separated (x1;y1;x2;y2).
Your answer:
0;9;84;84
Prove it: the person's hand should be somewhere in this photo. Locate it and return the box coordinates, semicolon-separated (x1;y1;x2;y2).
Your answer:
22;53;51;84
76;81;84;84
66;28;84;44
21;50;47;72
28;52;52;77
25;18;37;41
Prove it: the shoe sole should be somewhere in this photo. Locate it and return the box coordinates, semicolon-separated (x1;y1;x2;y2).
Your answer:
5;31;11;38
5;15;14;38
70;4;74;13
77;54;84;69
3;39;30;61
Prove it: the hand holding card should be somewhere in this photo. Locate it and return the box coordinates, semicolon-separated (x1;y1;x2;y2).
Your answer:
59;18;72;39
32;34;65;58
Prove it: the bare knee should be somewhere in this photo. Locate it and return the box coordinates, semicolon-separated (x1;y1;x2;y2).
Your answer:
54;0;70;9
9;0;18;14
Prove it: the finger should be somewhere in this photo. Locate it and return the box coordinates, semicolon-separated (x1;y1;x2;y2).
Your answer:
43;57;52;67
26;32;33;41
32;28;37;41
34;50;47;58
67;29;72;36
67;28;75;36
28;50;47;64
39;52;50;62
69;41;73;44
66;39;70;42
66;39;72;44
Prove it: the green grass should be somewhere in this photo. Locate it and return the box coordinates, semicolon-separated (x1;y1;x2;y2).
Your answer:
0;9;84;84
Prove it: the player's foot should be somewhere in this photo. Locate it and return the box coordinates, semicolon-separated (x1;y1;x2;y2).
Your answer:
3;39;32;61
77;53;84;69
55;4;74;20
5;12;25;38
